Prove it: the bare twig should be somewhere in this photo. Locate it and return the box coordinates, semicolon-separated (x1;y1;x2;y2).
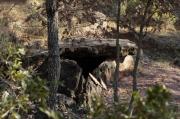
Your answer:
89;73;107;90
6;3;17;14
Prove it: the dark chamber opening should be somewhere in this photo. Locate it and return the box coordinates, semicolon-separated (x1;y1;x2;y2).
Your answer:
61;50;112;78
60;47;117;78
62;55;107;78
75;56;107;78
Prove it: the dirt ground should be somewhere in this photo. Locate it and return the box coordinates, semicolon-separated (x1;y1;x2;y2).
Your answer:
102;51;180;116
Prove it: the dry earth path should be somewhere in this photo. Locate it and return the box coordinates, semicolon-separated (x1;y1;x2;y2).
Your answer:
102;53;180;114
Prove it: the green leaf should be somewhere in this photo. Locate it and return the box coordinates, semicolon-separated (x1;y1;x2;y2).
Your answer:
39;108;62;119
12;112;21;119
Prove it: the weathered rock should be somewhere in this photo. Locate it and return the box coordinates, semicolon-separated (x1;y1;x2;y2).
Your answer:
85;75;103;107
38;59;82;98
24;37;136;69
38;58;104;105
92;55;135;86
75;73;106;106
93;60;116;86
60;37;137;60
58;59;82;98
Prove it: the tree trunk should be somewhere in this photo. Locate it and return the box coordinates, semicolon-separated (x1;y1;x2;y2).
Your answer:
46;0;60;110
114;0;121;103
128;0;152;114
132;0;152;92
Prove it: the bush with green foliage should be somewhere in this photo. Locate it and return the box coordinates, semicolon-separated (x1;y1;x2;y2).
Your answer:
89;85;175;119
0;35;49;119
133;85;175;119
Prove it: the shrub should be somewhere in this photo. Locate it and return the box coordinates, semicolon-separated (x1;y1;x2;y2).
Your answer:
133;85;175;119
89;85;175;119
0;36;48;119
